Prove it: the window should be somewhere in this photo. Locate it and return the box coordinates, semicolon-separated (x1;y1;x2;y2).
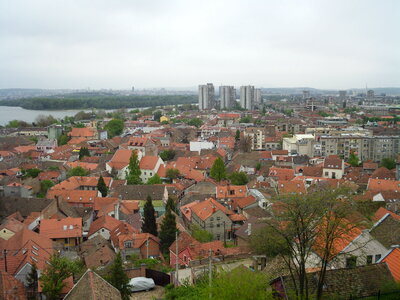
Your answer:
183;255;187;262
346;256;357;268
325;172;329;176
217;223;220;228
216;234;220;240
124;241;132;248
366;255;373;265
217;217;221;221
375;254;382;262
210;217;214;221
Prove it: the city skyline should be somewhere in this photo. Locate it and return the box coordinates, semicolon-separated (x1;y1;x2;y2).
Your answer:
1;0;399;90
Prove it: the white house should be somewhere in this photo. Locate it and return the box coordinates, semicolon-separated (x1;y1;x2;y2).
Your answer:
139;156;164;183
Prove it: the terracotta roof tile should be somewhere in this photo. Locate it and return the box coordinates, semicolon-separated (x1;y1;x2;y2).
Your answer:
40;217;82;239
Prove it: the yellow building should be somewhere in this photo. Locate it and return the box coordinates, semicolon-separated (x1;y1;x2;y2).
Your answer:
160;116;170;123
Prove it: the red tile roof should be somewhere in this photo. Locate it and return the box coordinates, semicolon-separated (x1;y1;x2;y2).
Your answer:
40;217;82;239
323;155;343;169
373;207;400;222
68;127;96;138
268;167;295;181
371;167;396;180
0;271;27;299
216;185;248;199
278;180;307;194
381;248;400;282
107;149;133;170
88;215;122;237
367;179;400;193
139;156;159;170
66;161;98;171
191;198;233;221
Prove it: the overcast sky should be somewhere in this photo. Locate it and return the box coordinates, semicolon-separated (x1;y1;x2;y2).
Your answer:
0;0;399;90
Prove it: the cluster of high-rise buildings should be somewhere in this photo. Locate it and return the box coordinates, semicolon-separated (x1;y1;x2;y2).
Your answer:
198;83;261;110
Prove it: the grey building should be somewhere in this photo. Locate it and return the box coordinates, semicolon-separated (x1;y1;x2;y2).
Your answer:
255;88;262;107
240;85;255;110
198;83;215;110
219;86;235;109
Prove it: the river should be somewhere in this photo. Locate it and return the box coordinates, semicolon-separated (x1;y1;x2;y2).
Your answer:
0;106;142;126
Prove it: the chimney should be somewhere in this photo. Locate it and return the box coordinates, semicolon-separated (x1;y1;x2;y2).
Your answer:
247;223;252;236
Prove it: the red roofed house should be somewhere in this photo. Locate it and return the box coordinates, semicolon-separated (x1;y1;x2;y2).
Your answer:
106;149;142;180
190;198;234;241
68;127;97;140
277;180;307;195
379;248;400;282
216;185;248;199
40;217;83;248
268;167;295;182
110;222;160;260
367;179;400;193
139;155;164;183
0;229;53;287
88;215;122;240
4;182;33;198
0;271;27;300
323;155;344;179
127;136;157;156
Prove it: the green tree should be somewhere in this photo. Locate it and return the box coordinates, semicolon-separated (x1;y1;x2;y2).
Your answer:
40;180;54;197
153;110;162;122
67;166;89;177
26;263;38;300
97;175;108;197
105;119;124;138
79;147;90;160
187;118;203;128
239;116;252;123
160;149;176;161
166;168;180;181
235;129;240;141
191;224;213;242
159;208;177;255
142;196;158;236
147;174;163;184
23;168;42;178
40;255;80;300
126;151;142;184
57;134;69;146
166;197;176;213
210;157;227;182
255;162;262;171
250;187;359;300
106;252;132;300
229;171;248;185
381;157;396;170
348;151;360;167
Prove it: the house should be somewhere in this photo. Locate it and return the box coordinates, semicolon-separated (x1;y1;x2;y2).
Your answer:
63;269;122;300
68;127;97;140
322;155;344;179
80;235;116;269
235;217;267;247
0;217;27;240
4;182;33;198
139;155;164;183
40;217;83;248
277;180;307;195
54;190;98;208
268;167;295;182
106;149;141;180
379;247;400;282
36;138;58;153
216;185;248;200
271;263;394;300
110;222;160;260
0;229;54;285
87;215;122;240
48;176;113;196
367;178;400;193
127;136;158;156
190;198;234;241
0;271;27;300
371;167;396;180
112;185;168;217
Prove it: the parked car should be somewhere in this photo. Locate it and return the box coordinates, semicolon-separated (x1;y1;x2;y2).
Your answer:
129;277;155;292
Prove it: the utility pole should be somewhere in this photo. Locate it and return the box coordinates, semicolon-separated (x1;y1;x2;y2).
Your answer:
223;221;226;247
175;231;179;286
209;248;212;299
3;250;7;273
146;237;149;258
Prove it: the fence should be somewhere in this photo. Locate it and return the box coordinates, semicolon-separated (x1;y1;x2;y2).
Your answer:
188;253;251;267
146;268;171;286
349;289;400;299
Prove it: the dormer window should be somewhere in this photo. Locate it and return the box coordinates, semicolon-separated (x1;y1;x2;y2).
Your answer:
124;241;132;248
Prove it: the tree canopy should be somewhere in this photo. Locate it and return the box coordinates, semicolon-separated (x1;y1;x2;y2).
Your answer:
160;149;176;161
104;119;124;138
142;196;158;237
67;166;89;177
348;152;360;167
126;151;142;184
97;175;108;197
381;157;396;170
147;174;163;185
79;147;90;160
106;252;132;300
210;157;227;182
229;171;248;185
